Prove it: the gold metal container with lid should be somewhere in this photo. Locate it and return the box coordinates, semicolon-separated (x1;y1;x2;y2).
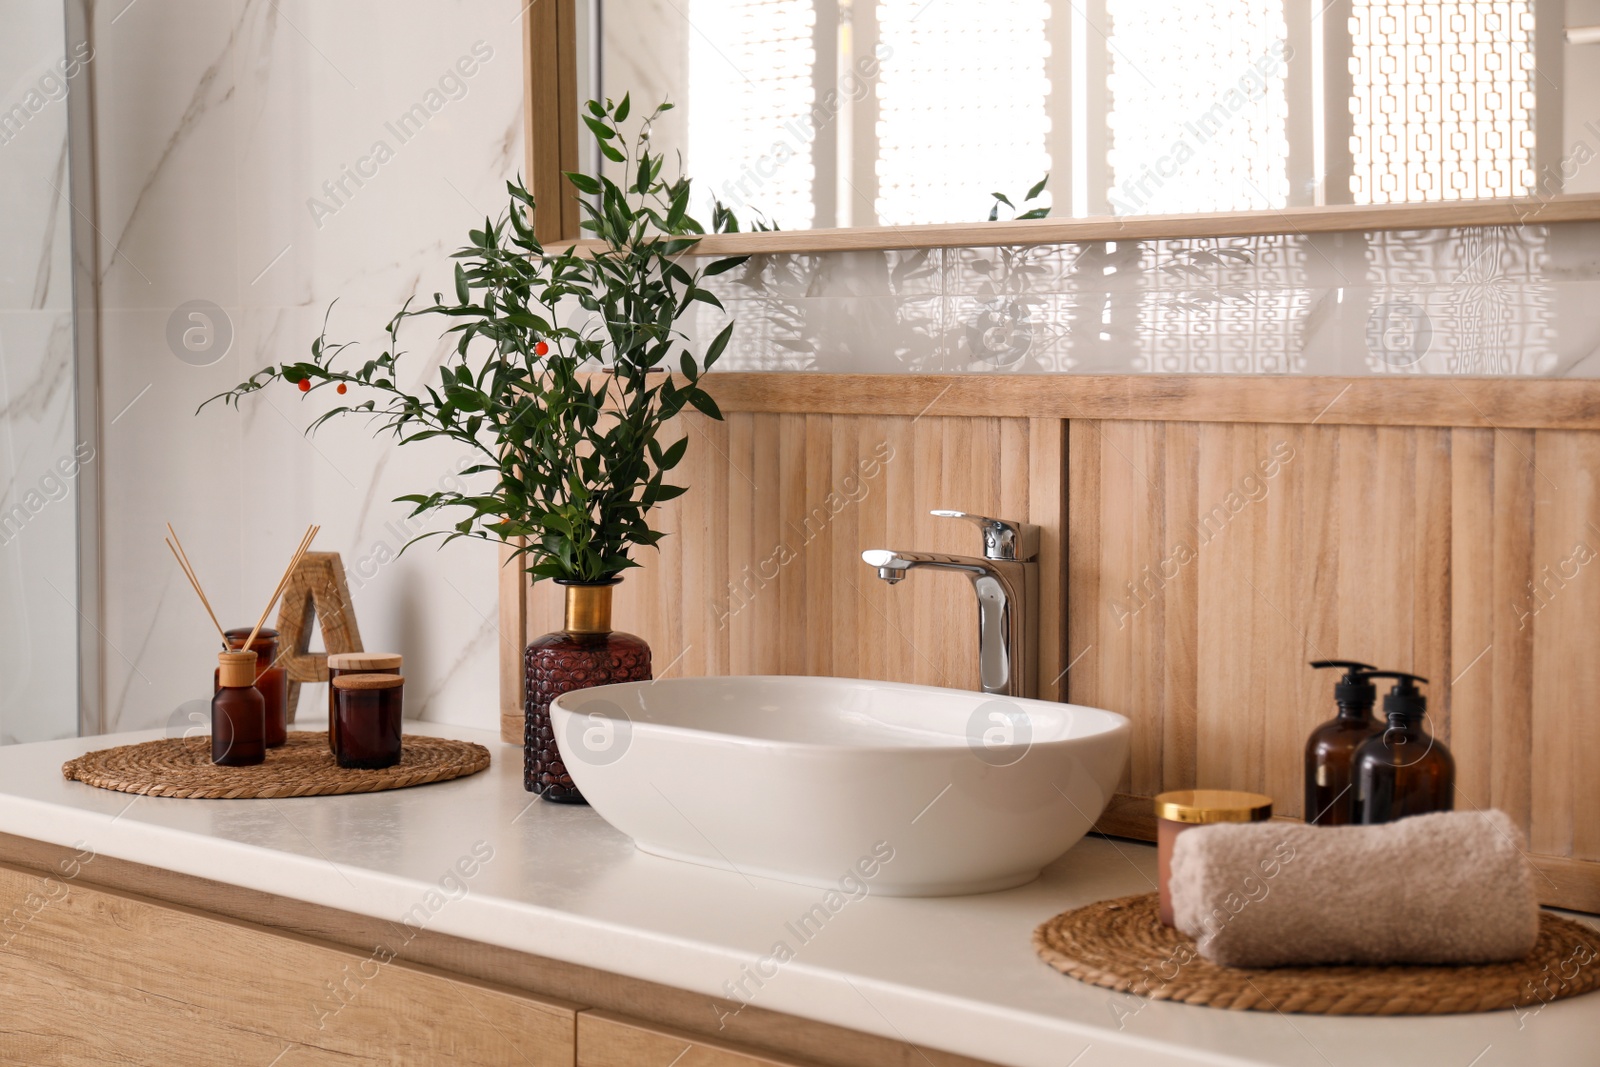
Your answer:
1154;789;1273;926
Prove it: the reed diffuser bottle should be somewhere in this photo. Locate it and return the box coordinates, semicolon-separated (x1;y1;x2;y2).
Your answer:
213;651;266;766
525;580;651;803
217;627;287;748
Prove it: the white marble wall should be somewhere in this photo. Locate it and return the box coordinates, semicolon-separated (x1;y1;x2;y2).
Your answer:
94;0;525;735
0;0;80;743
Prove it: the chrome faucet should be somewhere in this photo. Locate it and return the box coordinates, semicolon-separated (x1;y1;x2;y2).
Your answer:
862;510;1039;698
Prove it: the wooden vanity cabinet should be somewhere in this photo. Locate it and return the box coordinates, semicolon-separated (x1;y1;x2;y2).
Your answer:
578;1011;822;1066
0;835;1000;1067
0;862;577;1066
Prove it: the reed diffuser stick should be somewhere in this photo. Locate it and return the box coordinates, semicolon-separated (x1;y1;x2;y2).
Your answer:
242;525;319;653
165;526;229;649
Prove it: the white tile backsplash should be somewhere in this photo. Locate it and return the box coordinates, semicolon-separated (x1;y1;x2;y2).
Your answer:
699;223;1600;377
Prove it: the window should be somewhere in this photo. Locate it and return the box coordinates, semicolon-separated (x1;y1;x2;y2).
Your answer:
1349;0;1537;203
874;0;1052;226
1104;1;1290;214
687;0;818;228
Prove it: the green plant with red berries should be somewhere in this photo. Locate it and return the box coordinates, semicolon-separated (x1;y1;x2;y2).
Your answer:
202;96;745;583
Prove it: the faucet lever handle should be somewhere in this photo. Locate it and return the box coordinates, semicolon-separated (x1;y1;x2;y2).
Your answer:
930;510;1040;561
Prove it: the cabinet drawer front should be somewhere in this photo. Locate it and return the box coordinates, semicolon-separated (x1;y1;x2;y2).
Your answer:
579;1011;821;1067
0;862;576;1067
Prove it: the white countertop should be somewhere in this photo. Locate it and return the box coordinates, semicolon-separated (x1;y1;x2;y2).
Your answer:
1;721;1595;1067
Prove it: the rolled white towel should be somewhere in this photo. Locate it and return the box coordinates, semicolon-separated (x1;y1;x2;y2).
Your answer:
1169;810;1540;967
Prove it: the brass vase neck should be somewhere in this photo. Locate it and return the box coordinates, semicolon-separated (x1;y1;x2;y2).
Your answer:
562;582;615;635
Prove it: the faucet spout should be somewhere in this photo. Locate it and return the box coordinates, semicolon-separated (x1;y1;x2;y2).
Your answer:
861;548;989;583
859;546;1037;698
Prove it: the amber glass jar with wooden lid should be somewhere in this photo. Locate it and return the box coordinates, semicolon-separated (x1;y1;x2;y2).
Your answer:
326;653;402;754
331;672;404;769
1154;790;1273;926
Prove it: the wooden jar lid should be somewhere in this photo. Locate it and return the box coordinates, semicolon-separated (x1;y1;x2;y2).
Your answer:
217;651;259;687
328;652;402;670
331;673;405;691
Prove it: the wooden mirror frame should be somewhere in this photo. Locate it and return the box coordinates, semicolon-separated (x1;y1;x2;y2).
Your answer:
522;3;1600;252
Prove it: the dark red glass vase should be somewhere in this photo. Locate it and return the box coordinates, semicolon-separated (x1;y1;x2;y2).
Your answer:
524;580;651;803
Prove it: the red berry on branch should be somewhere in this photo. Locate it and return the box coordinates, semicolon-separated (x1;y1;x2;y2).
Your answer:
535;341;549;356
336;383;348;395
297;379;311;392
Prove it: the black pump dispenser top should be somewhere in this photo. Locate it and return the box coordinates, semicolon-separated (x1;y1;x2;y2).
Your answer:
1310;660;1378;709
1364;671;1429;723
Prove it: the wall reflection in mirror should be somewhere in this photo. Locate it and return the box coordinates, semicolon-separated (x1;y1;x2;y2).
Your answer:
587;1;1600;229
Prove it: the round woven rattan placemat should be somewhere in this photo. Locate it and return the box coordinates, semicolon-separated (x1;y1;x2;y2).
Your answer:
1033;893;1600;1015
62;732;491;800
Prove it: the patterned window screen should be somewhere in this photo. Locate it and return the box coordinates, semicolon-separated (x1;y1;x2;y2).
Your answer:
688;0;818;229
1103;1;1291;216
1349;1;1537;202
874;0;1052;227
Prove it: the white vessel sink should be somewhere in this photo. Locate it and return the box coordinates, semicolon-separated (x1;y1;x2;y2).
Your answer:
549;676;1130;896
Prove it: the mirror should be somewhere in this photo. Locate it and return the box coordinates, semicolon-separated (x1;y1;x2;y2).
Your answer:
579;0;1597;232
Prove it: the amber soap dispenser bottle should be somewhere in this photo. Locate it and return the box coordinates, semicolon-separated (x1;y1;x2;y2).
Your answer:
1352;672;1455;824
1304;660;1379;825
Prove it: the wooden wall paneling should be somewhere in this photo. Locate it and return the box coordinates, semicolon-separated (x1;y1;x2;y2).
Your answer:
1027;418;1066;702
726;412;759;675
1333;426;1386;667
1157;422;1200;792
498;540;527;742
803;414;834;677
701;413;734;677
693;374;1600;431
0;863;577;1066
1193;423;1267;797
1563;435;1600;862
827;416;862;682
750;409;785;673
1530;430;1600;860
1064;419;1102;721
1077;422;1462;823
853;416;892;687
911;416;957;687
1489;430;1538;832
1281;424;1341;820
1449;428;1497;816
1253;423;1308;814
665;415;704;675
1413;430;1455;745
777;413;810;676
1095;420;1167;798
